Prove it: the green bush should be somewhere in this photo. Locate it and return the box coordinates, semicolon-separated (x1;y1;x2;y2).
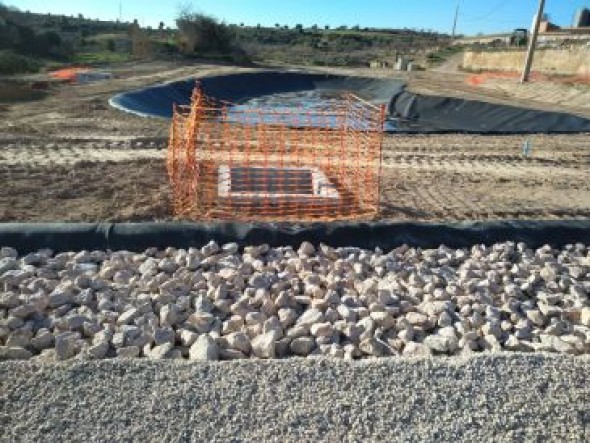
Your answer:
0;51;42;74
176;11;234;54
176;10;250;64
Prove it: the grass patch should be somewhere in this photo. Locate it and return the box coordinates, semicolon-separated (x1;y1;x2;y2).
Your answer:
426;45;463;66
72;51;132;65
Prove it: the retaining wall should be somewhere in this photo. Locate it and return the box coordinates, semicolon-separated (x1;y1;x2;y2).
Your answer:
463;48;590;77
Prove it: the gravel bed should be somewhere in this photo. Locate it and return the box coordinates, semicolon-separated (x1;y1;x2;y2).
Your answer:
0;241;589;361
1;355;589;441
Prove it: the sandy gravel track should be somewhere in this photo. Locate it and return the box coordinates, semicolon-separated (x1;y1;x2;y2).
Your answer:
1;355;588;442
0;134;587;222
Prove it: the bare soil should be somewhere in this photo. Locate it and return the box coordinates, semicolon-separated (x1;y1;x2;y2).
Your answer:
0;61;588;222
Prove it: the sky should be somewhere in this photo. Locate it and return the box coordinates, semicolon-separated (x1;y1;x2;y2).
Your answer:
4;0;590;35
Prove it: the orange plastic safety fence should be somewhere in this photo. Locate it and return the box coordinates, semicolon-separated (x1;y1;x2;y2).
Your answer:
167;83;385;222
466;70;590;86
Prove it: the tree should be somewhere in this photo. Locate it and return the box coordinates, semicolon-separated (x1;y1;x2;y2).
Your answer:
176;9;235;54
325;25;330;30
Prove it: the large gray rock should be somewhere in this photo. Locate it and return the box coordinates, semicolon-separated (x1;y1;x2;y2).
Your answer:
186;312;215;333
423;335;454;354
359;337;391;357
54;332;81;361
0;257;17;275
117;346;140;359
179;329;199;347
219;348;246;360
160;304;181;327
526;309;546;327
0;292;20;309
87;341;109;359
0;246;18;259
117;308;140;325
581;308;590;327
251;331;279;358
310;322;333;338
0;346;33;361
225;332;251;355
31;330;55;351
153;327;175;346
289;337;316;356
6;330;33;348
149;343;175;360
481;321;502;338
402;342;432;357
48;290;73;308
10;304;36;318
189;335;219;361
405;312;429;327
297;309;324;327
540;335;577;355
298;242;315;256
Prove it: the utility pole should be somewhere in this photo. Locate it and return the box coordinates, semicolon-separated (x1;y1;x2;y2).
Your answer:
520;0;546;83
451;0;461;39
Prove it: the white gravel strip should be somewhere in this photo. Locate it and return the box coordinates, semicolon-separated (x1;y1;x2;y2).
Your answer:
1;355;588;442
0;241;589;361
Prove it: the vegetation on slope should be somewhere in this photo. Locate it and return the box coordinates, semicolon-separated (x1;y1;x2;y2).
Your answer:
0;2;451;72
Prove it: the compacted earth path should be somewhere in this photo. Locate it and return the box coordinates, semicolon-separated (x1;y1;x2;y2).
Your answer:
1;355;588;441
0;133;588;222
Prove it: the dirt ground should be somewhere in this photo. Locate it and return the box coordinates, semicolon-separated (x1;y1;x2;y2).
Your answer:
0;61;588;222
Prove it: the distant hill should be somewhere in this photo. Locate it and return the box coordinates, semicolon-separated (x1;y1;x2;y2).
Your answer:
0;5;451;72
230;24;450;66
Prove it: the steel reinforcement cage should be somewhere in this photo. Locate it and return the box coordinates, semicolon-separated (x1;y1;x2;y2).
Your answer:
167;83;385;222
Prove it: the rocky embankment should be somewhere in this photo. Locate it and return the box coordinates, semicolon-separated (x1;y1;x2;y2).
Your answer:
1;241;589;361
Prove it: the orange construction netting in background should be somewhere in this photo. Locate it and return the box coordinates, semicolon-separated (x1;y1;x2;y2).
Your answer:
167;83;385;222
466;70;590;86
49;67;89;83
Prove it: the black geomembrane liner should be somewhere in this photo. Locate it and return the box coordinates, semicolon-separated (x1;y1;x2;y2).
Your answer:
0;221;588;254
110;71;590;133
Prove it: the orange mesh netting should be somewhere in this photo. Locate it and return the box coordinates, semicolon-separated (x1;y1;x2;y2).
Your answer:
167;83;385;222
49;67;89;83
466;71;590;86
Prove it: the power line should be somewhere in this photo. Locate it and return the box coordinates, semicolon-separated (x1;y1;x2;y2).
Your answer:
460;0;512;22
521;0;546;83
451;0;461;38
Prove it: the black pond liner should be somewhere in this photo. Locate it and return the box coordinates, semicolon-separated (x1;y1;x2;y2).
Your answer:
1;221;589;254
109;70;590;134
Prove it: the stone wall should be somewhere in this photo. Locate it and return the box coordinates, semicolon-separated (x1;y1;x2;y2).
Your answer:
463;48;590;76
